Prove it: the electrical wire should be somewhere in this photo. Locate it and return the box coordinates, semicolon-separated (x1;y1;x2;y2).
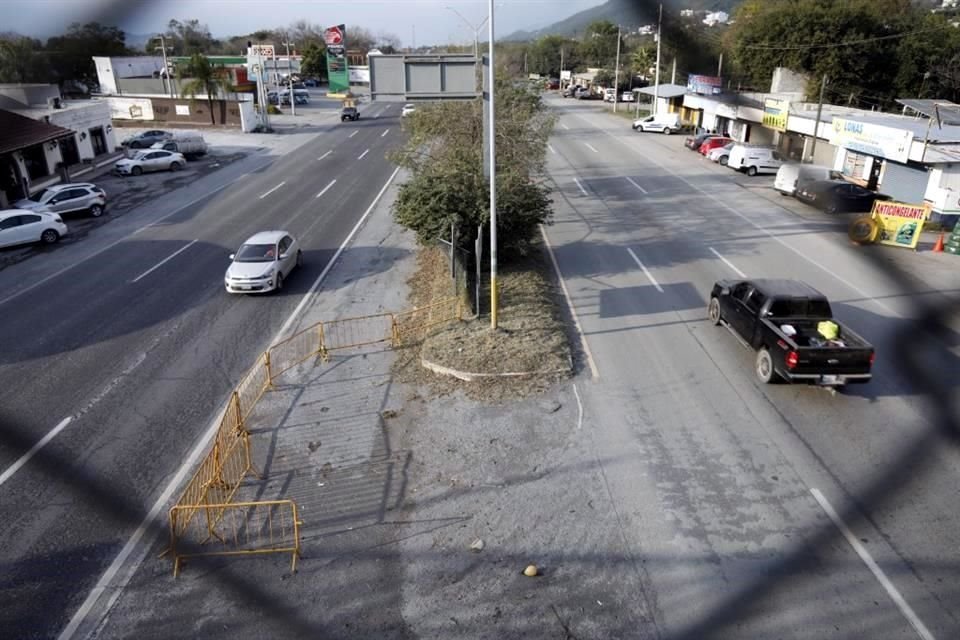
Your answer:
740;24;953;51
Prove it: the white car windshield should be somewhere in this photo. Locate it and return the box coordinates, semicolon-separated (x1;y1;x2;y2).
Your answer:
235;243;278;263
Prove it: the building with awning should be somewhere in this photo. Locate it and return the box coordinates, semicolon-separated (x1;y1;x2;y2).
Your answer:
634;83;689;118
0;108;78;208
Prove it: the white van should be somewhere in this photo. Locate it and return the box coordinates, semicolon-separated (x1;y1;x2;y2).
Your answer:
151;133;208;158
632;112;682;135
727;144;784;175
774;163;841;195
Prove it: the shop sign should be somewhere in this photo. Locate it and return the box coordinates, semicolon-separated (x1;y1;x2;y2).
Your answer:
762;97;789;132
687;74;722;95
716;102;738;120
830;117;913;163
870;200;930;249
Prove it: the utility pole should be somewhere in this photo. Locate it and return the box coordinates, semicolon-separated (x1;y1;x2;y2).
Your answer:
487;0;498;329
808;75;827;164
524;51;528;76
718;52;723;77
283;41;296;115
613;24;622;113
560;47;564;89
671;58;676;85
155;35;173;98
653;3;663;115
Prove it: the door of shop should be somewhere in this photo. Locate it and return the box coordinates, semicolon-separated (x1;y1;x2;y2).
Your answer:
89;127;107;156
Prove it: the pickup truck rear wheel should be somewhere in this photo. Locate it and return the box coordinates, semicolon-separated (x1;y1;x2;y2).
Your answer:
756;348;777;384
708;298;722;325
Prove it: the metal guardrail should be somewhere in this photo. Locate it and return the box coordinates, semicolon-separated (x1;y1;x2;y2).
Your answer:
165;297;463;576
168;500;302;577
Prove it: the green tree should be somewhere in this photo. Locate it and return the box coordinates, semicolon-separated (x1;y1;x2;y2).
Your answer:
300;42;327;79
389;74;555;256
178;53;234;125
46;23;128;88
579;20;619;68
164;18;216;55
527;35;579;78
0;34;48;83
594;69;615;88
629;46;654;80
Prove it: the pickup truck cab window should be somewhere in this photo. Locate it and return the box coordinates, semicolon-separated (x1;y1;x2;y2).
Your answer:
731;282;751;301
745;289;767;314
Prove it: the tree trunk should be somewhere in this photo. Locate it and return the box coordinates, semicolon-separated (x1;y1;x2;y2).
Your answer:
208;96;216;125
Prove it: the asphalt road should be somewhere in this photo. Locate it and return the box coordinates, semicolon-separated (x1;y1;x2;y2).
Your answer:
0;103;405;638
543;97;960;638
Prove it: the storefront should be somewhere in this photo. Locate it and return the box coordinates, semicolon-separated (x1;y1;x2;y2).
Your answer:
828;117;925;202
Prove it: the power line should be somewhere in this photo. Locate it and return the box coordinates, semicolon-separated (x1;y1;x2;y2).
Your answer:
741;25;953;51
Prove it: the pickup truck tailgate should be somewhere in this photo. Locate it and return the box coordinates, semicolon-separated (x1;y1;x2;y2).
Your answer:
792;347;874;376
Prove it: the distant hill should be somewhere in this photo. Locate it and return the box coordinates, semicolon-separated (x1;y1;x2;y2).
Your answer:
503;0;741;41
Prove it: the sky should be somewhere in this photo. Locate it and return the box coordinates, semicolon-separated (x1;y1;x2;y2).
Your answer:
3;0;602;45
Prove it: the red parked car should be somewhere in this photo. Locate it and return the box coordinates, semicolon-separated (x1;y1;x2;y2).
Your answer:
698;137;733;155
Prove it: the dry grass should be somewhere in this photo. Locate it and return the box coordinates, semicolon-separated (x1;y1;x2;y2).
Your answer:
393;240;572;403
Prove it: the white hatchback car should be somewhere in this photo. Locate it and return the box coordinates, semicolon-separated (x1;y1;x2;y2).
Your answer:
224;230;302;294
114;149;186;176
401;104;416;117
0;209;68;248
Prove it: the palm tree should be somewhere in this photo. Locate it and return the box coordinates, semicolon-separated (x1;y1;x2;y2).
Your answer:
630;47;654;81
179;53;234;125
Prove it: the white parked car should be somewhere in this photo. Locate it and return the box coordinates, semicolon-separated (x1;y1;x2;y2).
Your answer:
707;142;735;165
224;230;302;294
727;144;785;176
632;112;682;134
621;91;635;102
401;104;416;117
0;209;67;248
114;149;187;176
15;182;107;218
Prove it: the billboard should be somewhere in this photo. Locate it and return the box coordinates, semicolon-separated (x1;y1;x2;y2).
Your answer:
349;67;370;83
870;200;930;249
324;24;350;94
762;97;789;132
830;118;914;164
108;97;154;120
687;74;722;95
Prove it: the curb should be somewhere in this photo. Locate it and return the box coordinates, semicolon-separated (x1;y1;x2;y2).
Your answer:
421;357;571;382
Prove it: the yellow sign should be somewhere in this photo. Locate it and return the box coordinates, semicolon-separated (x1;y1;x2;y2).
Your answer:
763;98;789;132
870;200;929;249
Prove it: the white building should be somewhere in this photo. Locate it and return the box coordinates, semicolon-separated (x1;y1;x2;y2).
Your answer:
703;11;730;26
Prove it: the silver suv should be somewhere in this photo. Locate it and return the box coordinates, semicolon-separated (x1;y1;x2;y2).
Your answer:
16;183;107;218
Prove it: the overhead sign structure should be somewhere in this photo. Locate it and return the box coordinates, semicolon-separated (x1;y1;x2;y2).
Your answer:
870;200;930;249
324;24;350;94
830;117;914;164
763;97;789;132
369;54;478;102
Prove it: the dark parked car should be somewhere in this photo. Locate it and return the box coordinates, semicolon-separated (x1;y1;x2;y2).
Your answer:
341;107;360;122
563;84;582;97
122;130;171;149
708;279;874;388
795;180;890;214
684;132;721;151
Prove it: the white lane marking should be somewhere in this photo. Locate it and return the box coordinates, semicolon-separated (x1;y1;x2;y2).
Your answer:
349;130;359;138
381;129;390;138
573;177;589;196
811;489;935;640
540;225;600;379
595;125;898;315
0;417;72;488
625;176;648;194
130;239;198;283
709;247;747;278
315;179;337;199
585;143;599;153
561;122;570;130
627;247;664;293
0;171;251;309
258;181;286;199
318;150;332;160
548;144;556;154
382;104;390;111
573;383;584;430
373;112;381;119
358;149;370;160
58;166;404;640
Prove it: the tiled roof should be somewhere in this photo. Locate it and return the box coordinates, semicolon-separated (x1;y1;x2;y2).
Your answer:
0;109;76;155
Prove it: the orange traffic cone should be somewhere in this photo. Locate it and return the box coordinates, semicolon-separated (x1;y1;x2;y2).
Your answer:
933;233;945;253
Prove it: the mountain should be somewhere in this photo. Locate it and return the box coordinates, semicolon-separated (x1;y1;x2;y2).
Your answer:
503;0;741;41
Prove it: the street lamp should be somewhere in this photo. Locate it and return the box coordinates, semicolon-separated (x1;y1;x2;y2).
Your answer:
283;41;296;116
446;5;489;59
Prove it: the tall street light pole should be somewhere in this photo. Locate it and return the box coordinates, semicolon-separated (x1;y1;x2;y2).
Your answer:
653;3;662;115
155;35;173;98
613;24;621;113
446;6;489;60
487;0;498;329
283;41;296;116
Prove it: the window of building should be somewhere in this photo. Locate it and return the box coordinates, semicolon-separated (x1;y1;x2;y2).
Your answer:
21;145;49;181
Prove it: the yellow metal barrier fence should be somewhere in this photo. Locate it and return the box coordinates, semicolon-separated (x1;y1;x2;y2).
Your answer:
168;500;302;577
318;312;396;358
392;297;463;346
236;352;270;421
268;323;322;380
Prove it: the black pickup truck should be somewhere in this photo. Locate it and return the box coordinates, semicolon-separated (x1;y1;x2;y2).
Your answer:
708;279;875;388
